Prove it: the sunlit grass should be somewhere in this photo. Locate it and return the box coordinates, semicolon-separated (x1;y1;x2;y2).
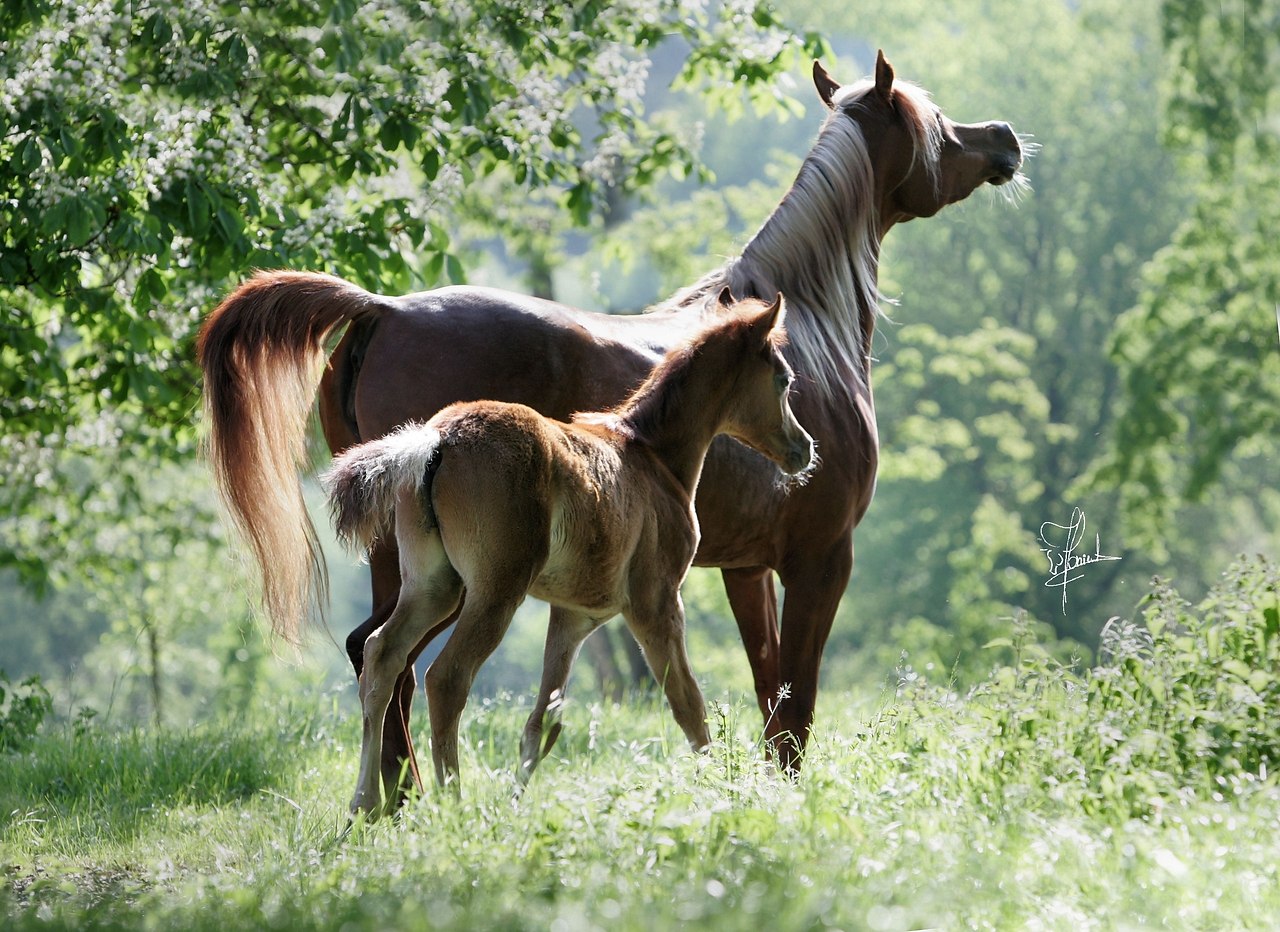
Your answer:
4;559;1279;929
3;695;1278;929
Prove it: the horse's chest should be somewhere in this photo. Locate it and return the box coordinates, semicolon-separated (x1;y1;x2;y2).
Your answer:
692;413;877;566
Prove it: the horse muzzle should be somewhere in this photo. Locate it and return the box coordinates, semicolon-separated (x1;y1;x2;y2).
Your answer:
780;436;816;476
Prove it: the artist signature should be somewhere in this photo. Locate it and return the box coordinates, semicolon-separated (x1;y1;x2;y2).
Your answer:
1039;507;1121;614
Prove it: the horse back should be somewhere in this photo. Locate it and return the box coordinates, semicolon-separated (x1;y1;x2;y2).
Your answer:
334;286;678;443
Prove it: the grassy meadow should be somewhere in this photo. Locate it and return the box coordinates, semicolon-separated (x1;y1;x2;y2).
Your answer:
3;558;1279;930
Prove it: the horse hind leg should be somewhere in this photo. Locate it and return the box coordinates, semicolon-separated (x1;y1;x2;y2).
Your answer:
361;537;434;807
423;575;531;791
352;523;462;817
517;608;603;789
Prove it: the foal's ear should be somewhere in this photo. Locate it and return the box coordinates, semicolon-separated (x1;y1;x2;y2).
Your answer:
751;293;787;344
717;285;735;307
813;60;841;109
874;49;895;104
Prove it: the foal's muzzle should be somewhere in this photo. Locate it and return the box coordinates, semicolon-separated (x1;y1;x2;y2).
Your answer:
781;436;815;475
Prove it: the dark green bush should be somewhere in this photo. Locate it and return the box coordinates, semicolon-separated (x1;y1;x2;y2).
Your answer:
0;672;52;752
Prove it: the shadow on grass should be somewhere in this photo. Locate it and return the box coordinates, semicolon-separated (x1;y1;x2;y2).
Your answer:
0;720;297;845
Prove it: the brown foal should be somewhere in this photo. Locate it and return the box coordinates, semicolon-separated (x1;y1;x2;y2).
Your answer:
322;296;812;814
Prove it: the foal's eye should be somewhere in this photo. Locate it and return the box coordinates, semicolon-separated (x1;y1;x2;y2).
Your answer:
775;372;792;393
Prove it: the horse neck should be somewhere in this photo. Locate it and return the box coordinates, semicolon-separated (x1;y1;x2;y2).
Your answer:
616;345;739;493
661;119;885;403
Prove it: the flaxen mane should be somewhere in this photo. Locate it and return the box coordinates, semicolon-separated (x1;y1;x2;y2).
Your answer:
656;79;944;403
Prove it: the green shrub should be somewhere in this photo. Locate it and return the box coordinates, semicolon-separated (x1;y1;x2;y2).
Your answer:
0;672;51;752
1079;556;1280;802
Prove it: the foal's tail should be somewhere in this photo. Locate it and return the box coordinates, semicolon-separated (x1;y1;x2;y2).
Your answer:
322;424;442;553
197;270;388;644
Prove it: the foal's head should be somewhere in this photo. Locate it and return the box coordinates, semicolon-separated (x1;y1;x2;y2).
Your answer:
814;50;1026;231
716;295;814;476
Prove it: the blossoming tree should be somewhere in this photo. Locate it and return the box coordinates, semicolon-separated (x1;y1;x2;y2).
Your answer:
1;0;815;455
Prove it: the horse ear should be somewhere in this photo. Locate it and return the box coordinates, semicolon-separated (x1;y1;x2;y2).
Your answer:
766;293;786;331
717;286;735;307
813;60;840;109
874;50;895;104
751;293;786;344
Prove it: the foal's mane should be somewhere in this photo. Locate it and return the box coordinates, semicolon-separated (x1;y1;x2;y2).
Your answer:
652;78;943;405
579;305;779;445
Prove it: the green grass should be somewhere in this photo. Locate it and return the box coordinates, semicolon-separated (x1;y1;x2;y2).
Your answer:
3;558;1279;929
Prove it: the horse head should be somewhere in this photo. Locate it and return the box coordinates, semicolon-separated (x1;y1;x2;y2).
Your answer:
722;295;815;477
814;50;1025;233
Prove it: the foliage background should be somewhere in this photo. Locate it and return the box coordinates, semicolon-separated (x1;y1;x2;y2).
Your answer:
1;0;1277;724
3;1;1280;927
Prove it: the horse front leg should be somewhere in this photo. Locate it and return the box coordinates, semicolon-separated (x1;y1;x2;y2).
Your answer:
772;537;854;774
518;608;601;788
721;566;781;723
624;594;711;753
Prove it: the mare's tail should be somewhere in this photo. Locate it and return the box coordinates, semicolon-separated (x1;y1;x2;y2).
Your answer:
196;270;388;644
322;424;443;554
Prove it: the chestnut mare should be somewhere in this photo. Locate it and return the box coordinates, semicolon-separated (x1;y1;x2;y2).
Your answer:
198;52;1024;798
324;296;811;814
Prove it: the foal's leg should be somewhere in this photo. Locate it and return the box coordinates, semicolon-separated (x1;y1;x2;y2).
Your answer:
423;579;530;790
518;608;601;786
721;566;781;722
352;531;462;817
624;595;710;751
346;537;426;802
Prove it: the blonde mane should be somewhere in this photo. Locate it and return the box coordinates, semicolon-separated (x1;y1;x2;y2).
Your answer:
655;78;943;405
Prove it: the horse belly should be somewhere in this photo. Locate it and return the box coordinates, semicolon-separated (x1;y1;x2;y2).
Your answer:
529;549;626;617
528;502;630;617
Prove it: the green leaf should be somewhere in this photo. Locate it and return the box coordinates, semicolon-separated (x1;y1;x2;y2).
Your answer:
221;34;249;69
146;12;173;47
215;206;244;246
133;268;167;311
424;251;444;284
17;136;41;173
444;254;464;284
422;146;440;181
378;117;401;151
566;181;592;226
65;196;97;246
1222;659;1253;681
185;179;211;234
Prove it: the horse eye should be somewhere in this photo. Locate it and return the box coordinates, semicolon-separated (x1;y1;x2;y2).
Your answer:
775;372;791;392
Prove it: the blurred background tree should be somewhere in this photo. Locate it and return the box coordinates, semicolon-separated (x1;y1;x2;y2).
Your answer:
1090;0;1280;554
0;0;818;718
2;0;1276;720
